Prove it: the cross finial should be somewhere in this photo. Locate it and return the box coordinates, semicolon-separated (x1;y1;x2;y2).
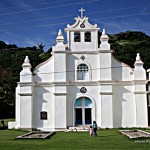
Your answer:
79;7;85;18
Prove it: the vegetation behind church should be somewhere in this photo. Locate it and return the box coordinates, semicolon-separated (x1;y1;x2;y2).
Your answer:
0;31;150;119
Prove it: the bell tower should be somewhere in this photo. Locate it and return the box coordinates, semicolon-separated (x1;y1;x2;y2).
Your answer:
65;8;100;51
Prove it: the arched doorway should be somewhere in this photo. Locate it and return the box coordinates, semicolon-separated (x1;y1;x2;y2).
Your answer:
75;97;92;125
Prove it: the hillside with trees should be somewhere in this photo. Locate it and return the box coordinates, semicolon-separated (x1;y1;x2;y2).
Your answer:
0;31;150;119
0;42;51;119
109;31;150;69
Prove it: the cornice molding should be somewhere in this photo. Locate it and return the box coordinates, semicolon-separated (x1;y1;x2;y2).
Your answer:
18;93;33;96
100;92;113;95
18;82;33;86
53;93;67;96
132;80;148;84
52;50;115;54
134;91;148;94
98;50;113;53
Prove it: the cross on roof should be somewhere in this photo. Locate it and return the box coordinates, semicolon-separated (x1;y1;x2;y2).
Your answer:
79;8;85;18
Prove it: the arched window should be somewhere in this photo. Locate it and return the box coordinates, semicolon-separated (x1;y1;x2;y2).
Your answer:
85;32;91;42
77;64;89;80
74;32;80;42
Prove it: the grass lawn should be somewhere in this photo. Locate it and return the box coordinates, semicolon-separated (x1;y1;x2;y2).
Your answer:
0;129;150;150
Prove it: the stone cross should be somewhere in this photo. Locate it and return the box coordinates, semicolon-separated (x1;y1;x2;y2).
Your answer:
79;7;85;18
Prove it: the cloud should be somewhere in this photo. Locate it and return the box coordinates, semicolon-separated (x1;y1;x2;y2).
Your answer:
17;0;35;10
24;36;49;47
4;40;10;45
0;29;6;32
24;39;37;46
51;31;57;35
24;36;44;46
95;15;149;34
5;31;12;35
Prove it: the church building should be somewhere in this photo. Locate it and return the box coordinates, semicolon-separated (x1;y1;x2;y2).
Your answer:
9;9;150;131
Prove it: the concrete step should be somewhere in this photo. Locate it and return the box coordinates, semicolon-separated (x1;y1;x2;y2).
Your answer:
66;126;90;132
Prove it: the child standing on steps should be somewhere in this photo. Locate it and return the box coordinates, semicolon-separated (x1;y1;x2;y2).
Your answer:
89;125;93;137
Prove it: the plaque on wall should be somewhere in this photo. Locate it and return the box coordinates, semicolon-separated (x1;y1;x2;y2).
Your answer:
80;87;87;93
40;111;47;120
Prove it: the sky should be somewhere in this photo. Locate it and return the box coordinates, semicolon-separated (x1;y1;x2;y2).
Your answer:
0;0;149;50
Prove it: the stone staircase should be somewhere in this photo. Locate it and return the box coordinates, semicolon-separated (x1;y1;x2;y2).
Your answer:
65;126;90;132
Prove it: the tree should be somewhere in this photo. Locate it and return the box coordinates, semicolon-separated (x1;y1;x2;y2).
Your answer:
37;43;45;51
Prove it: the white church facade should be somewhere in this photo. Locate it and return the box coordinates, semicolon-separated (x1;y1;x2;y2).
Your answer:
9;9;150;131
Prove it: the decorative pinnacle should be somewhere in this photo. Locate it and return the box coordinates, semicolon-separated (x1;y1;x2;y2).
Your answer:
24;56;29;63
134;53;144;67
136;53;141;61
56;29;64;43
58;29;62;36
102;29;106;35
22;56;31;68
101;29;109;40
79;7;85;18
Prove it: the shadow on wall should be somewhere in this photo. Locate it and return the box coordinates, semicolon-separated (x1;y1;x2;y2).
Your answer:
33;70;54;82
66;54;79;82
111;55;136;127
148;107;150;126
66;86;81;127
33;84;52;129
113;85;134;128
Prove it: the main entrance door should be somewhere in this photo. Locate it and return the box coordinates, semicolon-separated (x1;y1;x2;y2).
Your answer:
75;97;92;125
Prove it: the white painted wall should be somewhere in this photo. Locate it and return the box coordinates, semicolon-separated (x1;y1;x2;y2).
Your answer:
112;55;134;81
54;53;66;82
135;94;148;127
32;86;55;130
101;94;113;128
55;95;67;129
113;84;136;127
33;56;54;82
99;53;112;80
69;30;98;51
20;96;32;128
8;15;149;131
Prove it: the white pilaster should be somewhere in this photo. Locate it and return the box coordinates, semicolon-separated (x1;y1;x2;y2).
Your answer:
133;54;148;127
53;30;67;82
99;29;110;50
134;53;146;80
19;56;33;129
53;29;66;51
147;69;150;106
99;29;112;80
54;86;67;129
20;56;32;82
99;82;113;128
134;81;148;127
